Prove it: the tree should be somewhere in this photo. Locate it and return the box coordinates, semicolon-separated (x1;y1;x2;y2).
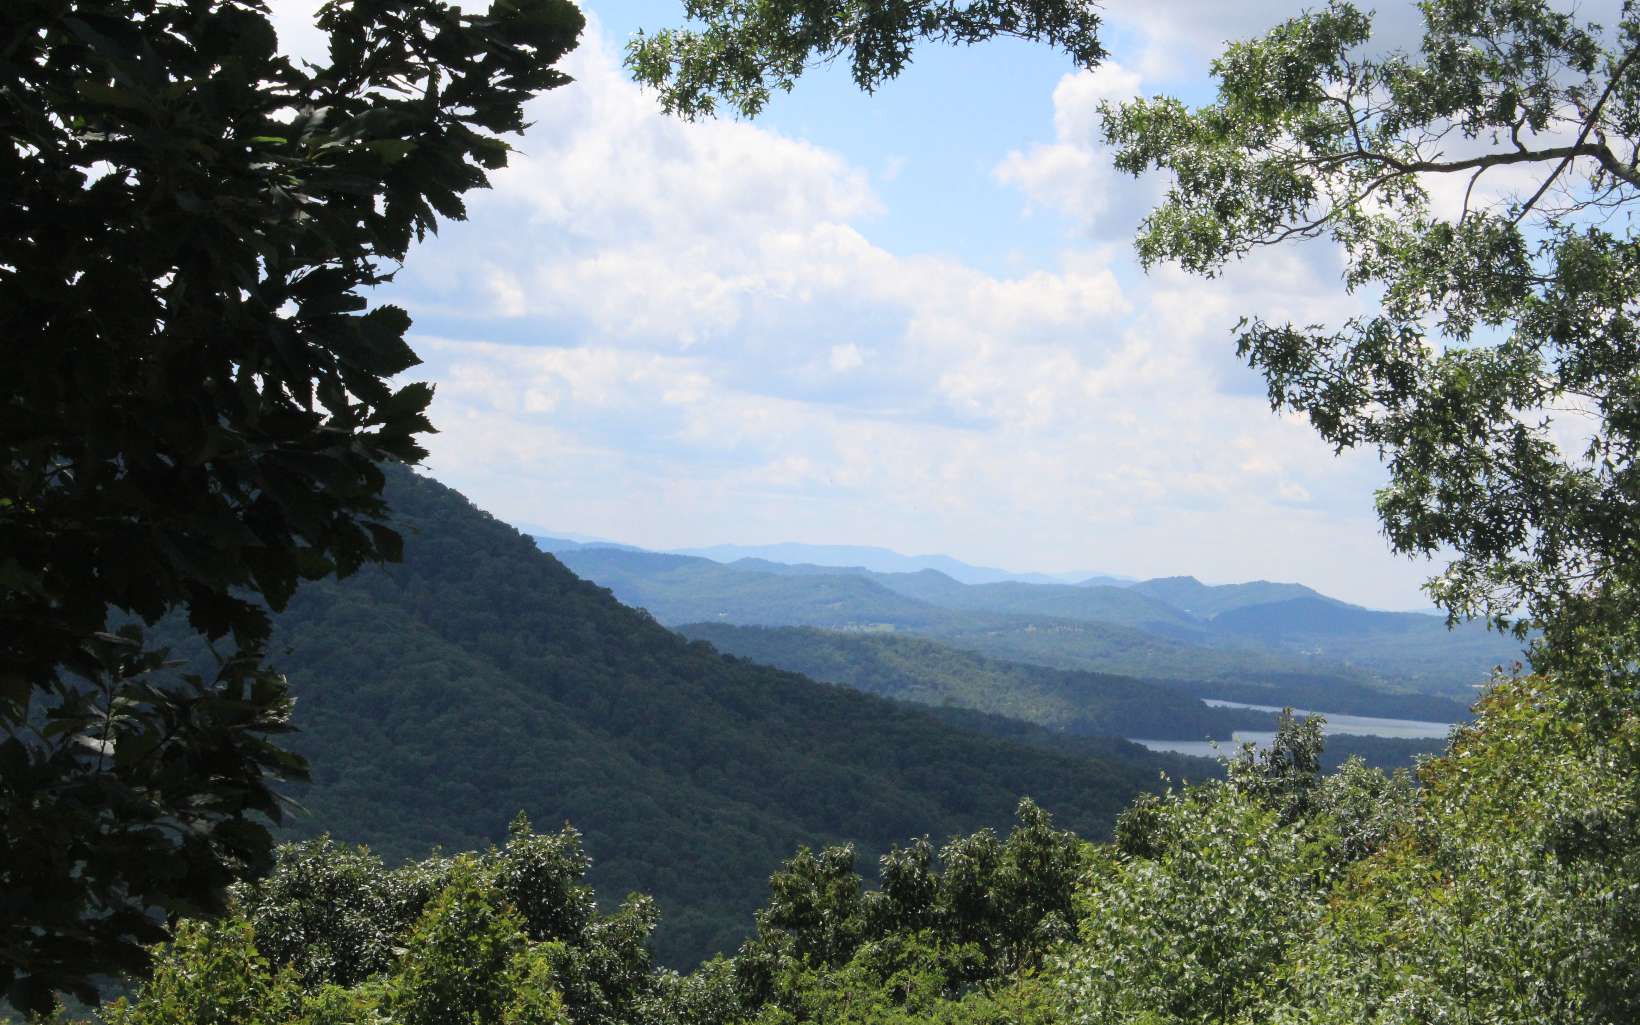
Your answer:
1099;0;1640;638
0;0;582;1013
99;821;660;1025
626;0;1107;119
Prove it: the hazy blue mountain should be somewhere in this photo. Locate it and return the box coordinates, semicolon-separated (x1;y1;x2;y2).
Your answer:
864;572;1205;639
693;561;1514;698
1208;597;1526;698
550;547;951;629
531;534;646;554
549;546;1470;719
1125;578;1524;696
1129;575;1328;616
671;541;1120;586
720;557;876;578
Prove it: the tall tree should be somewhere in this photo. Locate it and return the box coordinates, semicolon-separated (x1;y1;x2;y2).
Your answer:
1099;0;1640;638
0;0;581;1012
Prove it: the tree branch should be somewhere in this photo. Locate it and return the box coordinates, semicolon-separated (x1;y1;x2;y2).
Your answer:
1511;45;1640;222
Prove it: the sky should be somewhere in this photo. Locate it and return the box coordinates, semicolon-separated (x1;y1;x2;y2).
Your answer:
264;0;1517;610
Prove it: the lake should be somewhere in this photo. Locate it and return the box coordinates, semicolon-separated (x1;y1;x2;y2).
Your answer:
1129;698;1454;759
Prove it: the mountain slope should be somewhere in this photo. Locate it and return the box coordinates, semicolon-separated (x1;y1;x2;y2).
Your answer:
258;470;1192;966
1208;597;1524;696
674;623;1274;738
865;572;1204;638
548;546;952;628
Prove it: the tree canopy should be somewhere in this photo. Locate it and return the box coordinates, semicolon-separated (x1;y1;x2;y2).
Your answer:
1101;0;1640;638
0;0;581;1012
626;0;1107;119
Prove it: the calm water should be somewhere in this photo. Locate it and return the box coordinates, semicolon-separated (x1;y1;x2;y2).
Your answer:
1129;698;1453;759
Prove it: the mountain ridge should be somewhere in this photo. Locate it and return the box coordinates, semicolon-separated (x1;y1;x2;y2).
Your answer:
540;538;1521;700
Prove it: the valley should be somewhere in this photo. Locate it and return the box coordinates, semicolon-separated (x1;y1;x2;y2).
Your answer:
540;538;1505;716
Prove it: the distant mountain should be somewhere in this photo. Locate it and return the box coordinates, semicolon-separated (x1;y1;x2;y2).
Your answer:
1078;574;1143;587
550;547;952;629
531;534;646;554
238;470;1190;967
864;572;1204;639
1207;597;1524;697
1129;575;1327;617
548;546;1471;719
687;560;1200;637
670;541;1121;586
1214;596;1433;636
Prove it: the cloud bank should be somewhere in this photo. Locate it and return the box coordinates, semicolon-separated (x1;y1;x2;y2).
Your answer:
269;2;1447;608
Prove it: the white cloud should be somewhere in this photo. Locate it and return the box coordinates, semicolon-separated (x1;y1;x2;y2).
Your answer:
348;13;1444;609
994;63;1155;238
829;343;865;372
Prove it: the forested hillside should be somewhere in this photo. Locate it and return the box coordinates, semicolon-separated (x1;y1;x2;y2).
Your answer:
669;541;1113;585
675;623;1274;738
549;545;1480;719
243;469;1202;965
1128;575;1324;615
678;623;1454;769
1205;598;1526;697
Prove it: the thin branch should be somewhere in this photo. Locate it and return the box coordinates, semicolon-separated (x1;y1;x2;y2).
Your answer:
1459;165;1487;227
1510;45;1640;223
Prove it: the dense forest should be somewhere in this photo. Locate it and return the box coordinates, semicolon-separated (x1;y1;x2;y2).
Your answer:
93;673;1640;1025
674;622;1279;738
184;468;1214;965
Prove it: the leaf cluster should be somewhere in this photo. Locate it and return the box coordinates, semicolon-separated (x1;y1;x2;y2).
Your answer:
626;0;1106;120
1;0;582;1012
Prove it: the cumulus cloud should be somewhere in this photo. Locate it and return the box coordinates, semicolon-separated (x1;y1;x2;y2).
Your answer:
252;5;1445;608
993;64;1155;237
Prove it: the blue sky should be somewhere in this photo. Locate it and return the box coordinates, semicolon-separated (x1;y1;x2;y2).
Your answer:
265;0;1486;610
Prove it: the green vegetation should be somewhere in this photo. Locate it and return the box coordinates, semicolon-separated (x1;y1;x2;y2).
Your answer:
1;0;580;1010
204;468;1200;968
553;547;1487;716
92;674;1639;1023
675;623;1276;739
94;818;659;1025
626;1;1105;119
